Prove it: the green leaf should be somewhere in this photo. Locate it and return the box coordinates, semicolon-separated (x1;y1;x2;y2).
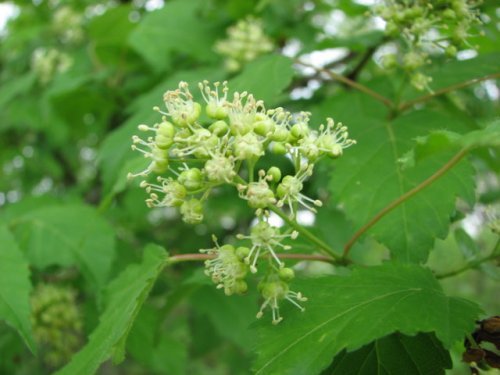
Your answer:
55;244;168;375
127;304;188;375
89;5;135;46
325;332;451;375
0;226;35;353
190;285;257;351
88;5;137;65
11;205;116;291
430;52;500;87
411;120;500;162
403;52;500;101
128;0;217;71
326;93;475;263
254;263;480;375
0;73;35;109
459;119;500;149
230;54;294;104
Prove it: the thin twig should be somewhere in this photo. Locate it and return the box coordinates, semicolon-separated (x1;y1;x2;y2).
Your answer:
268;205;347;263
436;238;500;279
168;252;335;264
347;45;379;81
343;148;468;257
294;58;394;108
290;52;356;89
398;72;500;111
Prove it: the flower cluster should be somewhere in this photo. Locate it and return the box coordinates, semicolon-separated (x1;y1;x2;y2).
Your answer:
215;17;274;71
129;80;355;323
257;268;307;325
52;6;84;44
375;0;482;90
31;284;82;368
31;48;72;85
201;236;250;295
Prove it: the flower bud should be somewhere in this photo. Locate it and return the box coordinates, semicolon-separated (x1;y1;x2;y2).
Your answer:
180;198;204;224
267;166;282;182
209;120;229;136
162;181;186;207
173;101;202;127
270;126;290;142
254;115;275;136
236;246;250;259
403;51;427;71
232;280;248;294
178;168;204;191
155;134;173;150
442;9;456;19
157;121;175;138
245;180;276;208
204;155;235;182
279;267;295;281
270;142;287;155
256;274;306;324
233;133;264;160
290;122;309;140
206;101;228;119
445;45;457;57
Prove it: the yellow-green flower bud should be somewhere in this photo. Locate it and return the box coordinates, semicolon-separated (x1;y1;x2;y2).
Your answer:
180;198;204;224
178;168;204;191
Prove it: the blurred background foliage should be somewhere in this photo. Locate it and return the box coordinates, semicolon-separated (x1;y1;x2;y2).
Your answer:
0;0;498;374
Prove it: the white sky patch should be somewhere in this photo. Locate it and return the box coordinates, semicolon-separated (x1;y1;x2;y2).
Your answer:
282;39;302;58
457;49;478;60
482;80;500;101
322;10;347;35
354;0;377;5
251;212;284;228
144;0;164;11
372;16;386;30
290;79;321;100
297;47;350;75
0;3;18;36
296;210;315;226
462;208;484;238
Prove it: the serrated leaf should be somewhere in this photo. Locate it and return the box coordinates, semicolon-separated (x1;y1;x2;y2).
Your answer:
325;332;451;375
412;120;500;162
55;244;168;375
10;205;116;291
459;119;500;148
128;0;217;71
0;226;35;353
254;263;480;375
230;54;294;104
326;93;475;263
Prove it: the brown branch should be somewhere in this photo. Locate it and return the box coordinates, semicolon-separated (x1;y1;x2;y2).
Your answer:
347;45;378;81
294;58;394;108
168;252;335;264
343;148;468;257
290;52;357;89
398;72;500;111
